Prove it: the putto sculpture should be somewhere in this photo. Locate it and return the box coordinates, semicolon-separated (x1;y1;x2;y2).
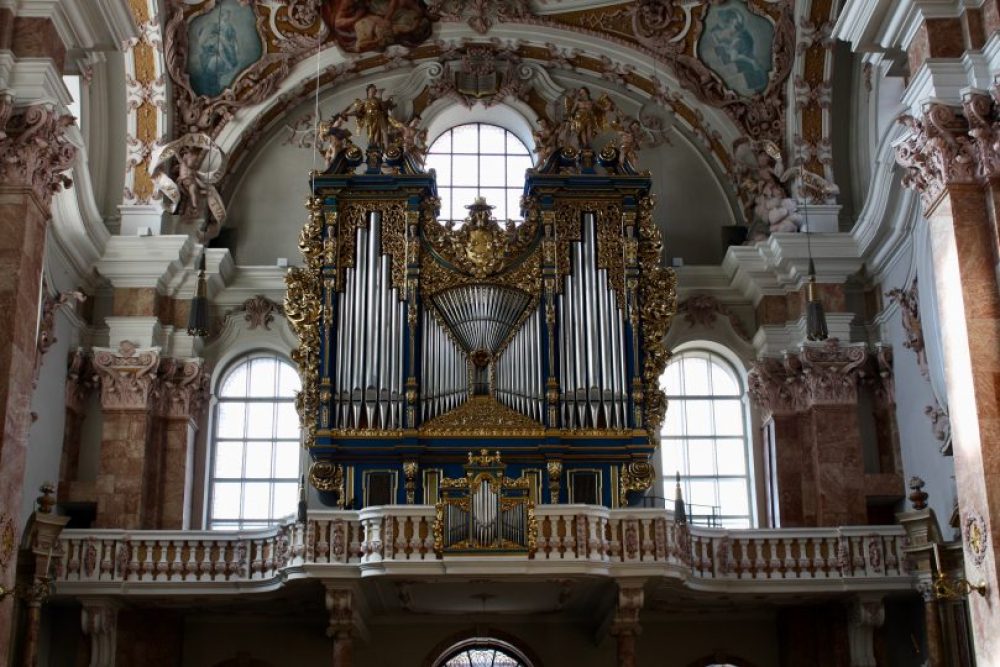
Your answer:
151;132;228;241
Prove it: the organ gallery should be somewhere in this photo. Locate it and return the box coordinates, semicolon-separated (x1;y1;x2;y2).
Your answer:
0;1;998;666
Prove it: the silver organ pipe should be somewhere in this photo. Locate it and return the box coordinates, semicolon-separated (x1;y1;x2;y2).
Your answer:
558;212;628;429
331;211;406;429
494;308;543;422
420;309;468;422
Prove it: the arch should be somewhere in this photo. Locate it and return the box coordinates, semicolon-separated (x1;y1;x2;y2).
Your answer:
688;655;756;667
423;630;542;667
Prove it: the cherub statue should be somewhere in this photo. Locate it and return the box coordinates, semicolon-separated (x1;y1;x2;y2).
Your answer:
532;117;557;167
734;139;800;235
342;83;396;148
318;112;353;166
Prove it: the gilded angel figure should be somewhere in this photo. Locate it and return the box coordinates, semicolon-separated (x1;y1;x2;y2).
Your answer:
343;83;396;148
562;87;622;150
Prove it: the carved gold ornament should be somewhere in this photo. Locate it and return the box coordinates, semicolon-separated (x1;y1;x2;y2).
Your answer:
965;511;989;567
619;461;655;505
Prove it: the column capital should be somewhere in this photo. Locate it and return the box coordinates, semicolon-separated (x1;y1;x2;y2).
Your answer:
80;598;121;667
610;580;645;637
0;103;76;208
157;357;209;421
847;595;886;667
748;339;871;416
896;102;978;213
92;342;161;411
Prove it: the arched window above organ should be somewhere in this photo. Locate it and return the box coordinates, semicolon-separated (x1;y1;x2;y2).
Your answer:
426;123;532;223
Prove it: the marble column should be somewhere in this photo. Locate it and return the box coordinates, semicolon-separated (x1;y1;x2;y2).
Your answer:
154;358;208;529
91;343;162;529
59;350;96;502
749;340;871;526
847;596;885;667
0;103;76;664
81;600;120;667
610;581;644;667
896;98;1000;664
326;587;355;667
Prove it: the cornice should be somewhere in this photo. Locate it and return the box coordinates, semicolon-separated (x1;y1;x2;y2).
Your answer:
96;235;195;291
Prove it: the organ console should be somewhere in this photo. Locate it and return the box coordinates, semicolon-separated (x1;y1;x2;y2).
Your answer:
285;88;676;522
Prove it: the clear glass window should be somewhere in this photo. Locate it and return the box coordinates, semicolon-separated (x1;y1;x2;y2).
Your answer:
426;123;532;223
660;350;753;528
208;354;302;530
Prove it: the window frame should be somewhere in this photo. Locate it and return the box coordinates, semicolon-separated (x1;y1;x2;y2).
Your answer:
426;122;532;223
206;352;302;531
659;347;755;528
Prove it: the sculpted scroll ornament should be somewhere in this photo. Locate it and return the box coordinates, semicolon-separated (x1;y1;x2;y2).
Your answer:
426;0;531;34
0;105;77;204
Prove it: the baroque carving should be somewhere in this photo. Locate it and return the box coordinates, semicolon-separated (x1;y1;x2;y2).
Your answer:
748;339;870;416
35;289;86;385
92;342;162;411
285;197;325;449
419;396;545;436
427;43;533;109
151;132;228;241
676;295;749;340
896;104;977;210
157;358;210;420
123;0;167;204
427;0;531;34
885;277;927;379
65;350;97;415
924;400;951;451
235;295;284;330
0;105;77;204
964;510;988;567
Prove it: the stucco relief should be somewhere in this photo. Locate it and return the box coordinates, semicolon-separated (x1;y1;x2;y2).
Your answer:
676;294;749;340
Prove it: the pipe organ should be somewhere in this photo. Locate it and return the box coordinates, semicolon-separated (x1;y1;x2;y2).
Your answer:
286;94;676;522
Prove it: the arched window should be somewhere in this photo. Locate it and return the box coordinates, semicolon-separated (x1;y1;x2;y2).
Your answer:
426;123;532;223
209;354;301;530
660;349;753;528
433;639;533;667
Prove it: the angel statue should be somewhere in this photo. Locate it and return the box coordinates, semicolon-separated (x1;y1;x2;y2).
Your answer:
152;133;227;242
342;83;396;149
562;87;620;150
389;114;428;166
318;112;353;167
618;118;645;168
531;118;557;168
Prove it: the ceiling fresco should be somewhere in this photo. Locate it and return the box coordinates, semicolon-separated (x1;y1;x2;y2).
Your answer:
151;0;835;242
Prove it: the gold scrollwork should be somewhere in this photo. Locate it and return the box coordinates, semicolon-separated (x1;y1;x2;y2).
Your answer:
285;196;326;450
636;195;676;441
619;460;655;505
